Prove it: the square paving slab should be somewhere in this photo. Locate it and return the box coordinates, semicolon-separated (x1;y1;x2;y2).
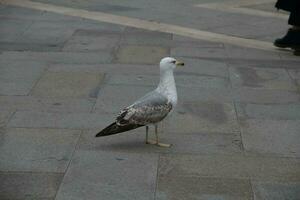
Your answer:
32;71;105;98
0;128;80;172
116;45;169;64
0;172;63;200
240;119;300;158
55;150;158;200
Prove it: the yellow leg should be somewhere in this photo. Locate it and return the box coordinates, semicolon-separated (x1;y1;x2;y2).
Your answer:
155;124;172;148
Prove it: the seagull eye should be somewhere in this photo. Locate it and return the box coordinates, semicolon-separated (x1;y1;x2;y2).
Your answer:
171;60;176;64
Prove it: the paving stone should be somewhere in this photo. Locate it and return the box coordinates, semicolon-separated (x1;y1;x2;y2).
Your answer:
225;44;281;60
0;128;80;172
115;45;169;64
17;21;75;45
252;181;300;200
171;46;228;59
230;66;297;91
236;103;300;120
49;63;159;75
287;69;300;80
95;85;154;114
106;73;230;89
0;172;63;200
63;30;120;52
79;128;242;155
0;5;44;20
120;27;173;46
233;88;300;103
0;18;31;42
0;60;47;95
159;154;300;181
8;111;114;129
0;96;95;113
0;51;113;64
0;109;14;127
0;41;63;52
156;176;253;200
164;102;239;134
172;35;224;48
174;57;229;78
240;119;300;158
32;72;105;98
55;150;158;200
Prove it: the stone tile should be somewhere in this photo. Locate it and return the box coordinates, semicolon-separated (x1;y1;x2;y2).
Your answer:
230;67;297;91
0;5;44;20
0;60;46;95
0;96;95;113
174;57;229;78
0;128;80;172
55;150;158;200
120;27;173;47
287;69;300;80
95;85;154;114
0;51;113;64
172;35;224;48
63;30;120;52
233;88;300;103
171;46;227;59
0;109;14;127
115;45;169;64
106;73;230;89
225;44;281;60
17;21;75;45
165;102;239;134
8;111;114;129
236;103;300;120
156;176;253;200
159;154;300;181
252;181;300;200
0;172;63;200
240;119;300;158
49;63;159;75
32;72;104;98
0;41;62;52
79;128;242;155
0;18;31;42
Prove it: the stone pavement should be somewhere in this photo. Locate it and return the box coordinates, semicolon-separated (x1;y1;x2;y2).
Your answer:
0;0;300;199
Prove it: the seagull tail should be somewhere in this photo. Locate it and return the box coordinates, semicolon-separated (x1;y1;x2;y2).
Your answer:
95;122;144;137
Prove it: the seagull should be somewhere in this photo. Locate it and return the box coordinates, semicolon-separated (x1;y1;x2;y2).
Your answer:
95;57;184;147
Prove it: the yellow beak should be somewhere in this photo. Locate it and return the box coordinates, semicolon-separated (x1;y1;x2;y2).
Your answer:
175;60;184;66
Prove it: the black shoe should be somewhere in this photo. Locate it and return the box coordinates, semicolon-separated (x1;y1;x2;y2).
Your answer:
274;29;300;49
294;49;300;56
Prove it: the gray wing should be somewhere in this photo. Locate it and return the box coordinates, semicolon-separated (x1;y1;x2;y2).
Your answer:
116;91;172;126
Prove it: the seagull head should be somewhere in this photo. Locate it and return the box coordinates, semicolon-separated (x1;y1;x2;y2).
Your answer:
160;57;184;72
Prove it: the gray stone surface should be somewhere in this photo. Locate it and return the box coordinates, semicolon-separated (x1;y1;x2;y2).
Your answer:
116;45;169;64
252;181;300;200
55;150;158;200
159;154;300;181
79;128;242;155
229;67;297;91
0;128;80;172
0;110;14;127
8;111;114;129
0;51;113;64
157;176;253;200
63;29;121;52
171;46;228;59
0;96;95;113
0;172;63;200
32;72;105;98
240;119;300;158
0;60;47;95
236;103;300;120
165;102;240;134
1;1;300;199
233;88;300;103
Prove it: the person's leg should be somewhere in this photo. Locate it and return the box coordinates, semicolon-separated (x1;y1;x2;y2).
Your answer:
274;11;300;50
